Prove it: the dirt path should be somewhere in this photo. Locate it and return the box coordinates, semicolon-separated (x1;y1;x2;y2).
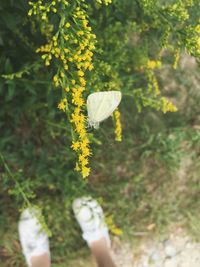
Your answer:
69;227;200;267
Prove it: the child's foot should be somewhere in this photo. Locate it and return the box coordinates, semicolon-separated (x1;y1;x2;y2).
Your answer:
18;208;50;267
72;196;111;247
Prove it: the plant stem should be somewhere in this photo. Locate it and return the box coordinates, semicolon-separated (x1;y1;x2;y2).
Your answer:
0;152;30;207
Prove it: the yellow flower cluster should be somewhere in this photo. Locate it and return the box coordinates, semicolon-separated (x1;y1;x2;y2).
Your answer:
69;7;97;178
147;72;160;96
167;3;189;21
70;85;91;178
28;0;69;20
30;2;96;178
105;215;123;236
58;98;67;111
161;97;178;113
96;0;112;5
147;60;162;69
113;109;122;142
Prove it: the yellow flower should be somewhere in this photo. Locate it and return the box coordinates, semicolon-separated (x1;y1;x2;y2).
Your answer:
64;48;69;53
82;19;88;27
110;226;123;236
77;31;84;36
53;75;58;82
64;64;69;70
71;79;76;85
105;215;123;236
147;60;161;69
81;166;90;178
80;157;88;166
64;35;69;41
81;147;91;157
88;64;94;71
65;22;71;28
58;100;66;111
73;96;84;107
71;141;80;151
79;77;86;86
79;129;87;139
71;113;81;124
77;70;84;77
79;154;85;162
161;97;178;113
52;7;57;13
76;123;85;134
80;140;89;150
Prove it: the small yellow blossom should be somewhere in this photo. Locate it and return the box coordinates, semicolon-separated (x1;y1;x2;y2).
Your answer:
77;31;84;36
45;60;50;66
88;64;94;71
80;157;88;166
106;215;123;236
81;147;91;157
79;77;86;86
65;22;71;28
71;79;76;85
147;60;162;69
52;7;57;13
71;141;80;151
64;35;69;41
77;70;84;77
82;166;90;178
64;48;69;53
161;97;178;113
58;100;66;111
64;64;69;70
53;75;58;82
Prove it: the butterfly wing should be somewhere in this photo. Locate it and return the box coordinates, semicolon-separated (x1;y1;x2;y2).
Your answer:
87;91;122;127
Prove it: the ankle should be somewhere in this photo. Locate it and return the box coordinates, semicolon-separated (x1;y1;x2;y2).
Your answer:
30;253;51;267
90;238;117;267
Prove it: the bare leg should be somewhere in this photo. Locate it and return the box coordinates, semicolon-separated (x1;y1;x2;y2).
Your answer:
90;237;117;267
30;253;51;267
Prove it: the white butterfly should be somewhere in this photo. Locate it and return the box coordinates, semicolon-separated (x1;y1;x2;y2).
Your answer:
87;91;122;129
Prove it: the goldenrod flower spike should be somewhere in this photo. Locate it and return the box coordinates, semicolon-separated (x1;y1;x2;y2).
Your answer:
113;109;122;142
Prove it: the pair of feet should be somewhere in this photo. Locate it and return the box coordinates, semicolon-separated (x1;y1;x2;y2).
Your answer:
18;196;111;267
